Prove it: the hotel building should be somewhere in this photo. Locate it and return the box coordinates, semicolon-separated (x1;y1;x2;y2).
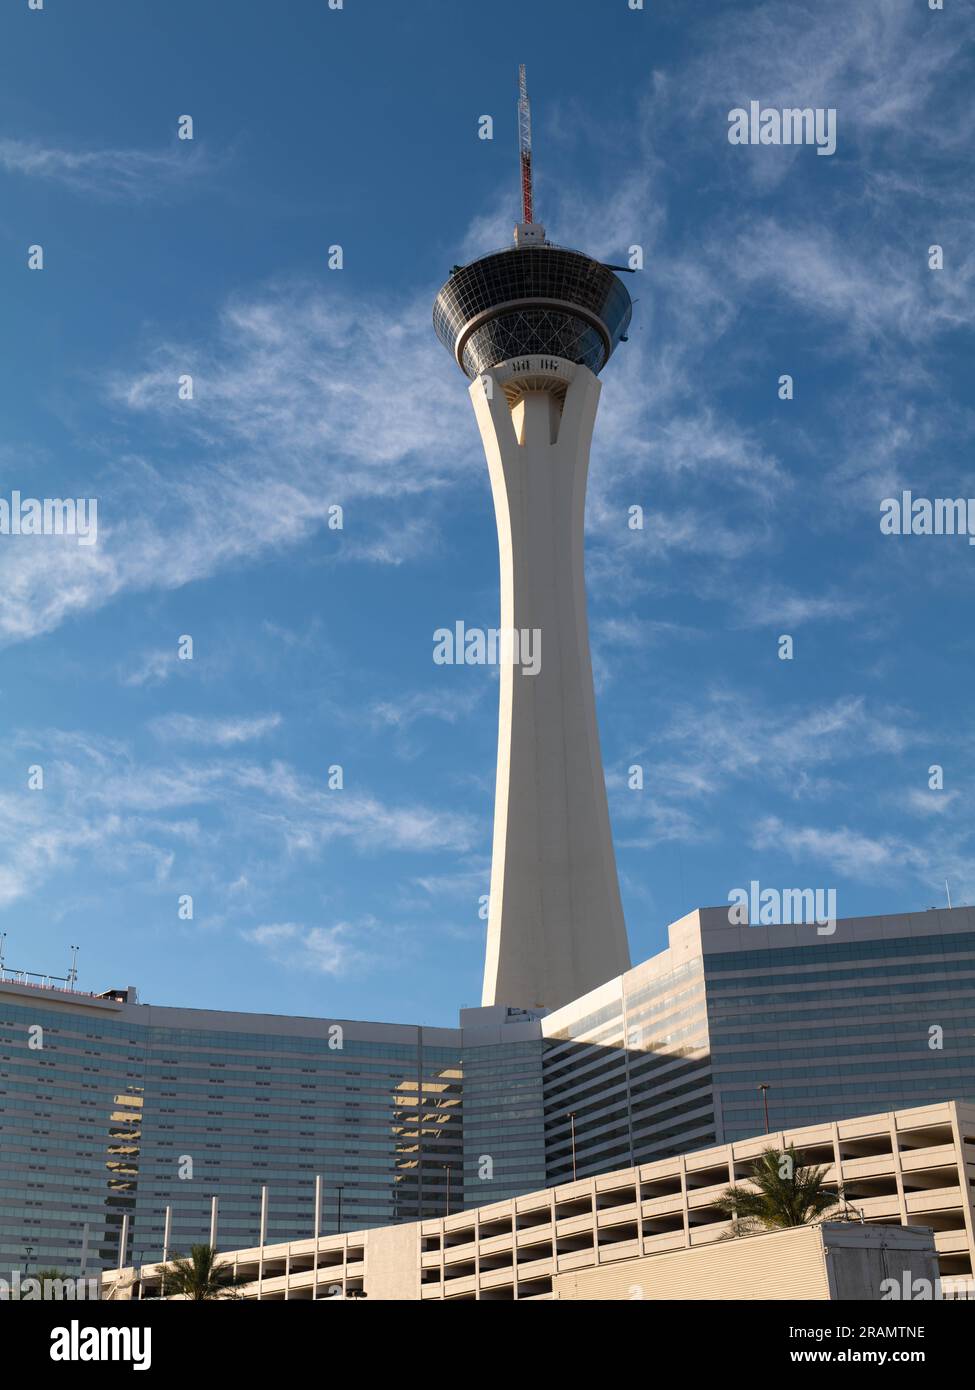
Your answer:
3;904;975;1277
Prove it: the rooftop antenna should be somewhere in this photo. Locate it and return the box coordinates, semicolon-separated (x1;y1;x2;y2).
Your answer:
518;64;534;226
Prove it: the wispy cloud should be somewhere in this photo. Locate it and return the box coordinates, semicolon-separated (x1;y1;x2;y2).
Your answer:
612;690;922;849
724;217;974;348
0;730;479;911
0;283;477;646
241;921;372;977
660;691;914;789
112;288;469;481
751;813;975;904
368;688;481;731
149;713;282;746
410;866;489;899
752;815;922;879
672;0;975;188
120;648;180;689
0;138;217;199
903;788;960;819
734;585;864;628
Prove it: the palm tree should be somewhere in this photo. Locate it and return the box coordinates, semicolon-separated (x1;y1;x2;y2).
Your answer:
13;1267;68;1300
157;1244;249;1300
712;1146;841;1234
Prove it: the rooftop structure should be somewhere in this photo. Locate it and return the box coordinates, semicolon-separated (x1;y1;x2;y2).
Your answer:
432;68;632;382
432;245;633;380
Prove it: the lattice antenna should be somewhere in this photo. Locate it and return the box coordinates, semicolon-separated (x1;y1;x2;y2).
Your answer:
518;64;534;225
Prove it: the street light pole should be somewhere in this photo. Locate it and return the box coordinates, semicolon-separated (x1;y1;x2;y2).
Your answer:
567;1112;577;1182
758;1083;770;1135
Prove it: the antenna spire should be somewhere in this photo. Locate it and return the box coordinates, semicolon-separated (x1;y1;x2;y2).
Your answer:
518;64;534;226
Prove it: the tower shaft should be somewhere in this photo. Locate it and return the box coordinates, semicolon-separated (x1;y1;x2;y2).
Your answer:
471;358;631;1011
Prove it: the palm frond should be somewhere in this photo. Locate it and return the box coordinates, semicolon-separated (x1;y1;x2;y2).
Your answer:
713;1146;841;1232
157;1243;250;1300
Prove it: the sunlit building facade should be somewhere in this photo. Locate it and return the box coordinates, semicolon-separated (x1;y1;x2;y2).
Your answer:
537;904;975;1186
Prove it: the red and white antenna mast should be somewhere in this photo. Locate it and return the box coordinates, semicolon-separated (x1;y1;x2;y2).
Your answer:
518;64;534;226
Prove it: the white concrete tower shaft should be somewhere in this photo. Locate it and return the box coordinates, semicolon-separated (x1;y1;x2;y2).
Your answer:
471;356;631;1011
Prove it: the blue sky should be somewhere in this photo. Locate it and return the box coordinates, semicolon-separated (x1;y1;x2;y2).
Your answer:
0;0;972;1026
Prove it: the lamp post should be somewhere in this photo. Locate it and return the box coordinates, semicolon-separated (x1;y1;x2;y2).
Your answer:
336;1185;344;1235
758;1083;770;1135
567;1112;578;1182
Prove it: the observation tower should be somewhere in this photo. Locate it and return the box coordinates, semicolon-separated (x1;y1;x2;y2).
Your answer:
433;68;633;1012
